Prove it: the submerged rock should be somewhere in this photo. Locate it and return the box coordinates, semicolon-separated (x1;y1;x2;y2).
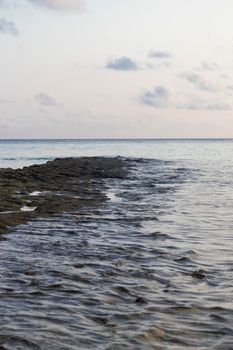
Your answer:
0;157;127;234
191;269;206;280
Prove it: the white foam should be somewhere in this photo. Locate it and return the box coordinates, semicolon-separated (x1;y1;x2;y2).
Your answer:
20;206;37;212
0;210;18;214
106;191;121;203
29;191;42;197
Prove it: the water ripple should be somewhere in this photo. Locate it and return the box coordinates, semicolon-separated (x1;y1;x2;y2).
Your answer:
0;159;232;349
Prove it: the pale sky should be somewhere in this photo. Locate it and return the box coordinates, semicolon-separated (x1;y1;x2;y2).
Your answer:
1;0;233;138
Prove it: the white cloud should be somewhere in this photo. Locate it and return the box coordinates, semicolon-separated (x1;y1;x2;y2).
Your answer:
177;97;231;110
35;93;60;107
0;17;18;36
106;56;139;71
139;86;170;108
201;61;219;71
28;0;84;10
148;50;171;59
179;72;218;92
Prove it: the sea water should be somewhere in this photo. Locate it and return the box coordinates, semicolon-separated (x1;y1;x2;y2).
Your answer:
0;139;233;349
1;138;233;169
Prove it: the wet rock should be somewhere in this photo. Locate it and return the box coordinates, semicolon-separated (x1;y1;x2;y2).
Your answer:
80;240;89;247
163;283;170;293
115;259;124;268
24;270;37;276
0;157;127;234
90;316;109;326
191;269;206;280
135;296;148;304
115;286;132;295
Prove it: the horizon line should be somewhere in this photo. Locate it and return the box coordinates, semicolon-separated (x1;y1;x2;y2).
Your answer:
0;137;233;141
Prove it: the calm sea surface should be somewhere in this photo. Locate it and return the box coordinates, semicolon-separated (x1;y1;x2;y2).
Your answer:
0;139;233;349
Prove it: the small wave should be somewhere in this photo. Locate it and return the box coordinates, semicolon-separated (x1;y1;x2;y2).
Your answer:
0;157;56;162
1;157;54;161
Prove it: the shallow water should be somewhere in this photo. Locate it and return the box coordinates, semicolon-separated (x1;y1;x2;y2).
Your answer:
0;154;233;349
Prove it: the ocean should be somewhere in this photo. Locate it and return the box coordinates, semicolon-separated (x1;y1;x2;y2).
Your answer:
0;139;233;349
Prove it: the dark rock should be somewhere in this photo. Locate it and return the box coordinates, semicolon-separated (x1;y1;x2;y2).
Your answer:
135;296;147;304
191;269;206;280
0;157;127;234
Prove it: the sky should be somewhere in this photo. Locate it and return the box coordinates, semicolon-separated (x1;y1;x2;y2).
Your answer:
1;0;233;138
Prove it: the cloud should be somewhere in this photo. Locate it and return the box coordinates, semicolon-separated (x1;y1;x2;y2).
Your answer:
0;18;18;36
177;97;231;110
106;56;139;71
206;102;231;110
148;50;171;59
28;0;84;10
35;93;60;107
179;72;217;92
146;62;171;69
139;86;170;108
139;87;230;111
201;61;219;71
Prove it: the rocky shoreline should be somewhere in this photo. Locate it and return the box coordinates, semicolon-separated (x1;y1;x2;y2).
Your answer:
0;157;127;234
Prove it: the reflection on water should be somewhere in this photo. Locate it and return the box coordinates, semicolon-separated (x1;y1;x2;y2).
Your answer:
0;158;233;349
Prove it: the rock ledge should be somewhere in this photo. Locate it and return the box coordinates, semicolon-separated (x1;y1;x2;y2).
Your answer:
0;157;127;234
